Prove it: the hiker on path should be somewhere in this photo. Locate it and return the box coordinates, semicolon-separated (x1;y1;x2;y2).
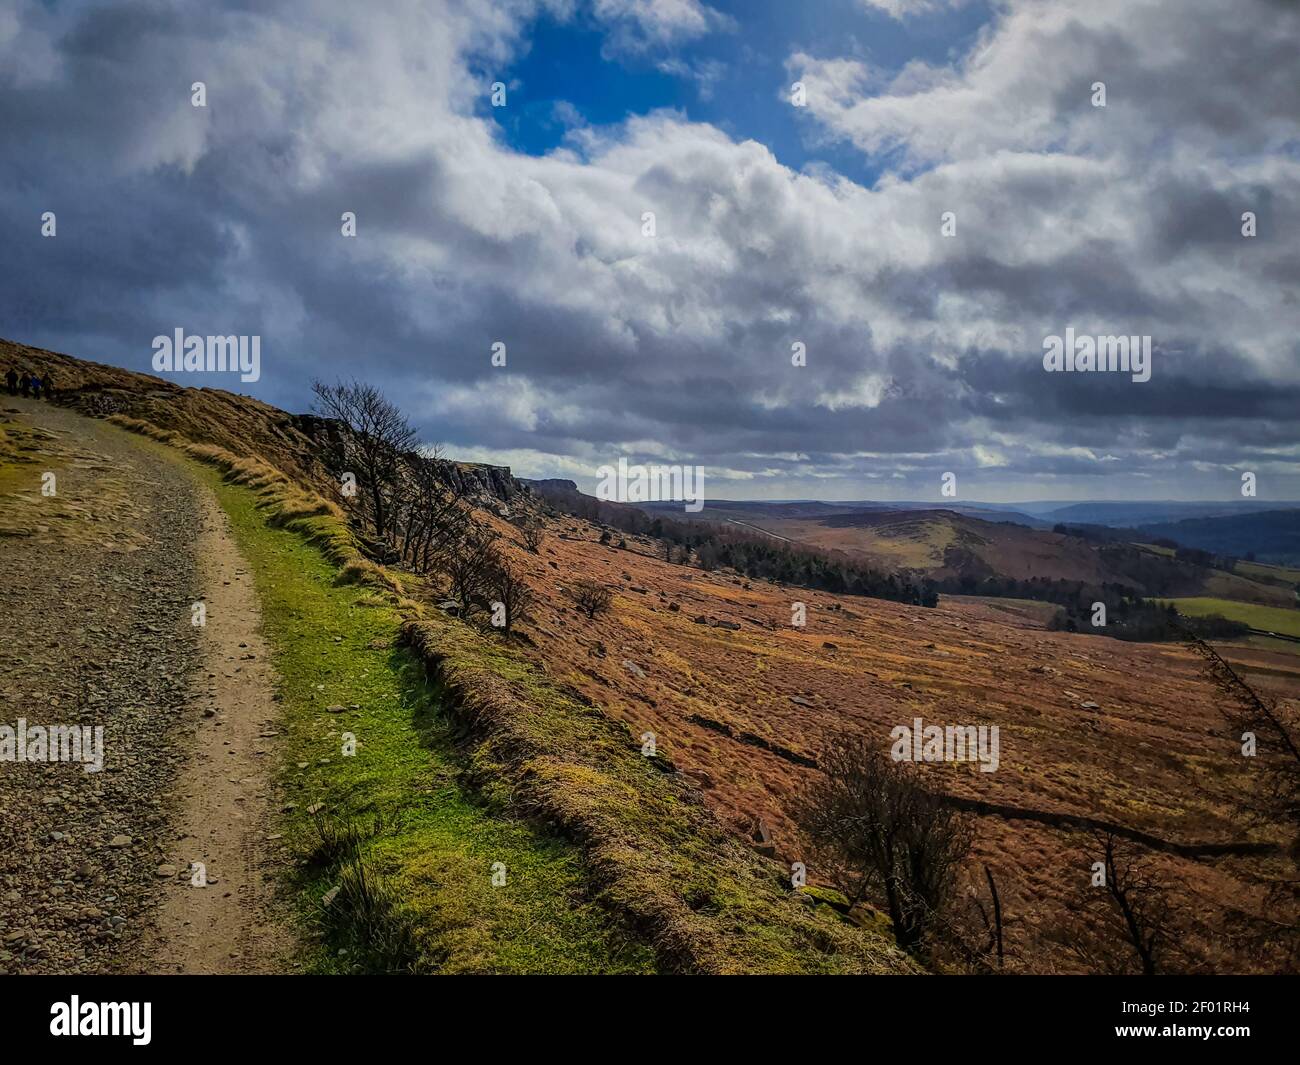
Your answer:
30;374;42;400
42;373;55;401
4;368;15;396
20;372;31;398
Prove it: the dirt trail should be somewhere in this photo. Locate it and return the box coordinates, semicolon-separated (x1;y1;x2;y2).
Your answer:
0;397;292;973
136;490;293;974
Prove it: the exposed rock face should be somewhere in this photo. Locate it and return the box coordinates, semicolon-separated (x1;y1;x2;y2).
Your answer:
277;415;533;509
440;461;524;504
523;478;579;493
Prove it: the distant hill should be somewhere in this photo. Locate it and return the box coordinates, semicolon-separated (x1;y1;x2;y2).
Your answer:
627;498;1293;607
1136;510;1300;567
1041;500;1293;527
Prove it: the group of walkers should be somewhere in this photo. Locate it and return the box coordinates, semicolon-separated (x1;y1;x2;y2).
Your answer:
5;367;55;400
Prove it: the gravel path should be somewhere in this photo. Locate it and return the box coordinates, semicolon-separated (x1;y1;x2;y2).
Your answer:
0;398;289;973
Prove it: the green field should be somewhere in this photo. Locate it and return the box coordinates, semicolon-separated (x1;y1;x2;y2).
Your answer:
1134;542;1176;557
1159;596;1300;639
1235;559;1300;586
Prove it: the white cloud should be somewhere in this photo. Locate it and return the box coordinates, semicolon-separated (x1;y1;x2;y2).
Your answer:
857;0;969;21
591;0;727;52
816;374;892;411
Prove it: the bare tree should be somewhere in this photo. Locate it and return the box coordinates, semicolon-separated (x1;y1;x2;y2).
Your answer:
570;580;612;620
791;733;973;954
490;562;536;635
1058;831;1181;975
1191;636;1300;834
444;524;500;616
1190;635;1300;967
312;378;418;543
395;451;468;574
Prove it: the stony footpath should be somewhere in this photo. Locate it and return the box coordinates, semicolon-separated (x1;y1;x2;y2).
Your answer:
0;397;283;973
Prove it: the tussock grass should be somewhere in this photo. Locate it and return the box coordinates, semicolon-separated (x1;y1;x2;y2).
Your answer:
402;612;920;974
320;853;427;974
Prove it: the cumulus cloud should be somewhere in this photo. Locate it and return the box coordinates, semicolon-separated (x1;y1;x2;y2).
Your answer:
856;0;970;20
591;0;728;54
2;0;1297;501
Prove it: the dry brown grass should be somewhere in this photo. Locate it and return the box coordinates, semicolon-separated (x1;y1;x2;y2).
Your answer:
402;611;918;974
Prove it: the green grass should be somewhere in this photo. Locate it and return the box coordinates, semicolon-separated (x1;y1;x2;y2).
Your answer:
1235;559;1300;586
1133;542;1176;557
1159;596;1300;639
197;465;657;974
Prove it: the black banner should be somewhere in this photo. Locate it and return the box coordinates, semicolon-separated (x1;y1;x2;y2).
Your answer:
2;975;1293;1051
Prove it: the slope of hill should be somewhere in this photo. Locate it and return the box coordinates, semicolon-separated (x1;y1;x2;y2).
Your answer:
482;511;1299;973
8;337;1299;974
0;337;524;508
2;338;918;974
671;505;1282;599
1137;511;1300;566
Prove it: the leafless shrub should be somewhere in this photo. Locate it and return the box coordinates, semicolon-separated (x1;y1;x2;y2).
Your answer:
1054;831;1185;975
1191;636;1300;837
517;515;544;553
791;733;973;954
443;524;500;617
394;450;468;574
1190;636;1300;967
570;580;612;619
490;561;536;635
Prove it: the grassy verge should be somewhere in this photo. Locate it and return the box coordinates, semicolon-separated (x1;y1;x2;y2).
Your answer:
404;612;919;974
196;465;656;974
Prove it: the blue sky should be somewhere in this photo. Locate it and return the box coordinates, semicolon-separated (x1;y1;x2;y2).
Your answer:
487;0;993;187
